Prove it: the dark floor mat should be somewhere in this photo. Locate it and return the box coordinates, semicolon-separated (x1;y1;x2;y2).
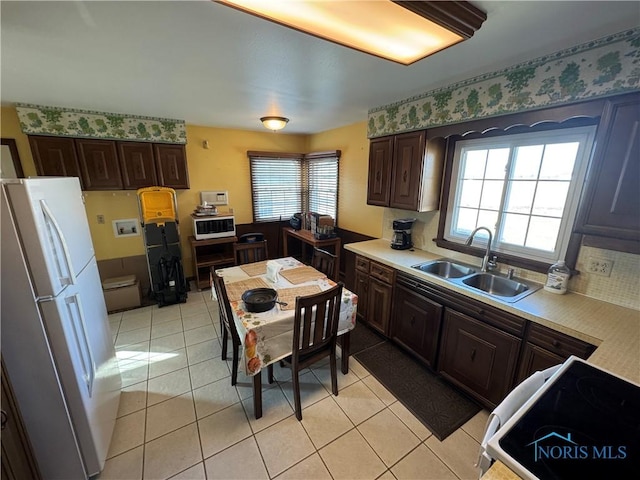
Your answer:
347;323;386;355
355;341;481;441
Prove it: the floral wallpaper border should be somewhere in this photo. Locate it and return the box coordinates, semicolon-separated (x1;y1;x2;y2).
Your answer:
16;104;187;144
368;27;640;138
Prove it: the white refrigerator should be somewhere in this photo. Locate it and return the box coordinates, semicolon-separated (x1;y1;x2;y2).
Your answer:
1;177;121;479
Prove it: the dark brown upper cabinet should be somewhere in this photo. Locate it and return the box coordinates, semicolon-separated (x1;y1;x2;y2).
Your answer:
154;144;189;190
28;136;189;191
367;130;444;211
367;136;393;206
29;136;82;182
575;92;640;249
118;141;158;189
76;139;123;190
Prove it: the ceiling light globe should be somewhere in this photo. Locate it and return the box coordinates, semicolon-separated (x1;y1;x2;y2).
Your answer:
260;116;289;131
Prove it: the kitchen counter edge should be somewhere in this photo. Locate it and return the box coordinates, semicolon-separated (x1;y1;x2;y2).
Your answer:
345;239;640;385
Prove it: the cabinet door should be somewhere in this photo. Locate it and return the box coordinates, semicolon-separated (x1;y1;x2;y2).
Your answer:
366;277;392;336
76;139;123;190
154;144;189;189
515;342;564;385
391;283;442;367
390;131;425;210
118;142;157;189
438;308;520;408
353;269;369;321
367;136;393;206
576;93;640;241
29;136;81;181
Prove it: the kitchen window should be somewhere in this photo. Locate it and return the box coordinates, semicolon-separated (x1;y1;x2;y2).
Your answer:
442;126;596;265
249;150;340;222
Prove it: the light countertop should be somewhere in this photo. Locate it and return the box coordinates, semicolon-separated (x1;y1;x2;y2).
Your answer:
346;239;639;480
345;239;640;384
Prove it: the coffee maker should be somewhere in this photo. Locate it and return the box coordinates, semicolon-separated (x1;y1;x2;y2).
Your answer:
391;218;416;250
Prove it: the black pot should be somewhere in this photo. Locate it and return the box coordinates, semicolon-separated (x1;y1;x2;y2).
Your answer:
242;288;287;313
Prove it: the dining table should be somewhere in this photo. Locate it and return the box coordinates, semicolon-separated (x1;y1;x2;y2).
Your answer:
212;256;358;418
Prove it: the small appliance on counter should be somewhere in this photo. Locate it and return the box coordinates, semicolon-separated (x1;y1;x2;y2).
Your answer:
290;212;302;230
192;191;236;240
391;218;416;250
193;202;218;216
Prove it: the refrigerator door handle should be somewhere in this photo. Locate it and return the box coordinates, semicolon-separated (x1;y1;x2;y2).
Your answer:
65;294;96;397
40;199;76;286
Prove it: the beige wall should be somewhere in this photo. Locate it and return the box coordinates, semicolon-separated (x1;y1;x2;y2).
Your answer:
308;121;382;238
4;105;636;309
1;106;373;274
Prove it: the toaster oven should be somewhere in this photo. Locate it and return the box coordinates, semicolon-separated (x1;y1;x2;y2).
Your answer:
192;214;236;240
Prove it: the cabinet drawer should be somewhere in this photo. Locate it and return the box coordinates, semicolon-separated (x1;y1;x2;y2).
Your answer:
527;323;595;359
369;261;395;284
355;256;370;273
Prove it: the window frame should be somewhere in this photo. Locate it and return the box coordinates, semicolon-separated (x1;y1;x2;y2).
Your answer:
443;125;596;264
248;150;340;223
433;107;603;274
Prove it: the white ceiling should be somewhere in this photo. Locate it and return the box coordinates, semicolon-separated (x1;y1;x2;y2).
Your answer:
1;1;639;134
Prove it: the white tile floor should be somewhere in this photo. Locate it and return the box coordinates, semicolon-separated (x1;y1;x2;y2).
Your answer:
100;287;489;480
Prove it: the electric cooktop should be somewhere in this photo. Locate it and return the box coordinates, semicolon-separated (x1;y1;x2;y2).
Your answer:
487;356;640;479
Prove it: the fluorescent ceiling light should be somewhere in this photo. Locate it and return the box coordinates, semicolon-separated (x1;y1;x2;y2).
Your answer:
216;1;486;65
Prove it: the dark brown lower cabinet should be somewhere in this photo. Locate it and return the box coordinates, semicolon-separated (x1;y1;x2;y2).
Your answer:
353;255;394;336
515;323;596;384
438;308;521;408
366;277;393;335
391;282;443;368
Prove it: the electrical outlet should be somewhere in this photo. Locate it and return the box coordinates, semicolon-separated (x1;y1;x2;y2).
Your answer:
97;214;105;224
587;257;613;277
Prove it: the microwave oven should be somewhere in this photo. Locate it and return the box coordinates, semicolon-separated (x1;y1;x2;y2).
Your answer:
192;214;236;240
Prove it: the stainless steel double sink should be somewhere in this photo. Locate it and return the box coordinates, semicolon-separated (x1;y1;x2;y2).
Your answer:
412;259;541;303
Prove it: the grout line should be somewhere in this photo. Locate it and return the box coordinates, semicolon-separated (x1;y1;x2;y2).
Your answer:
110;296;483;480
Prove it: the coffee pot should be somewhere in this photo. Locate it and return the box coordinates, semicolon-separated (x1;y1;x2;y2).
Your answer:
391;218;416;250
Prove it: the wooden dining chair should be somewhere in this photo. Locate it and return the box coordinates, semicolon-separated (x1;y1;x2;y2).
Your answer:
238;232;265;243
311;247;337;281
211;270;241;385
233;239;268;265
268;282;344;420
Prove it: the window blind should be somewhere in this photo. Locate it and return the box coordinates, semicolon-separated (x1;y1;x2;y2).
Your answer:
308;156;338;218
248;150;340;223
250;156;302;222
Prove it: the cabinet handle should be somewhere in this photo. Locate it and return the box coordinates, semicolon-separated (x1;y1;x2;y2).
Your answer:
403;170;408;182
552;340;561;348
1;410;7;430
470;348;476;361
410;316;415;326
376;171;381;181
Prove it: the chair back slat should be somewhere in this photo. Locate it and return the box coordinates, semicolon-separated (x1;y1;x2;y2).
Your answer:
233;240;268;265
292;283;343;362
311;248;337;281
212;270;241;345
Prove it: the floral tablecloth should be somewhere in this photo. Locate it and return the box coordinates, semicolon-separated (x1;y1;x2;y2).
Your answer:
214;257;358;376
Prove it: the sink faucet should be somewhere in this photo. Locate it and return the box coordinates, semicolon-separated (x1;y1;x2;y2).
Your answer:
465;227;497;272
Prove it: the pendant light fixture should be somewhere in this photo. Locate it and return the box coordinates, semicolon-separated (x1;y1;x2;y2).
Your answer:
260;116;289;132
